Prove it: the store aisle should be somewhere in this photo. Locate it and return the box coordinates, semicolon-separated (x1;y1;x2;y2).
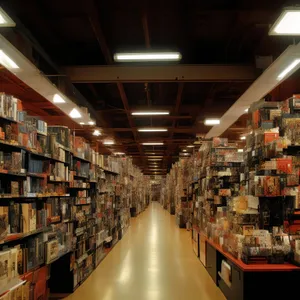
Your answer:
65;202;225;300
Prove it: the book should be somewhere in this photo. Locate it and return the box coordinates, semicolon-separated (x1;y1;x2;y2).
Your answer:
21;204;36;233
0;251;10;289
0;206;8;240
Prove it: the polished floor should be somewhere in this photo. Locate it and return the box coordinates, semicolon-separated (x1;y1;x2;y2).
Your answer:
65;202;225;300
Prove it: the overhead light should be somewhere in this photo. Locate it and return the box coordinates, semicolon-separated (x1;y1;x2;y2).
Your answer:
69;108;82;119
204;119;220;126
238;149;244;153
114;52;182;62
269;9;300;35
80;122;85;125
114;152;125;155
53;94;66;103
183;149;187;152
240;136;246;140
132;111;169;116
0;8;16;27
88;121;95;125
0;50;19;69
148;158;162;161
244;108;249;113
187;145;194;148
138;128;168;132
277;59;300;80
148;156;163;158
142;142;164;145
103;140;114;145
93;129;101;136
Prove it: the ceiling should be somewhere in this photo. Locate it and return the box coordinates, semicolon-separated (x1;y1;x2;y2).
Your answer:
1;0;300;175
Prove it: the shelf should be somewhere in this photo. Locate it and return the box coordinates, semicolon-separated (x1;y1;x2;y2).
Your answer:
73;155;91;163
73;174;89;180
0;115;22;124
0;193;70;199
48;178;71;183
27;172;46;178
0;170;26;177
46;250;72;265
100;168;119;175
205;238;300;272
1;226;50;245
0;278;26;297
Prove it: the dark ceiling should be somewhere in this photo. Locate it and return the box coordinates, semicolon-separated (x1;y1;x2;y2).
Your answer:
1;0;299;175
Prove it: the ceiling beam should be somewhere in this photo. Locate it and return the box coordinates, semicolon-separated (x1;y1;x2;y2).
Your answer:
64;65;257;83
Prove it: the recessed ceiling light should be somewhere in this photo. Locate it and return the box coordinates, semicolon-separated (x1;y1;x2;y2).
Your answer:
79;122;85;125
269;9;300;35
142;142;164;145
0;50;19;69
240;136;246;140
277;59;300;80
0;8;16;27
53;94;66;103
138;128;168;132
114;52;182;62
93;129;101;136
69;108;82;119
88;121;95;125
103;140;114;145
132;111;169;116
244;108;249;113
187;145;194;148
238;149;244;153
204;119;220;126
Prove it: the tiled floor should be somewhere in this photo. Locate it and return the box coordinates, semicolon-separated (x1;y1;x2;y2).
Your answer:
65;202;225;300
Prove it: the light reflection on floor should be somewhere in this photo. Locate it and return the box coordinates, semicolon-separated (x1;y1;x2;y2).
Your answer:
64;202;225;300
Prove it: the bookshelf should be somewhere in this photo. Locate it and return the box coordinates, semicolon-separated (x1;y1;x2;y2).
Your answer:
0;93;149;299
163;95;300;300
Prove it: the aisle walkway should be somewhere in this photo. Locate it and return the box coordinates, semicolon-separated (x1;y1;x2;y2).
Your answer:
65;202;225;300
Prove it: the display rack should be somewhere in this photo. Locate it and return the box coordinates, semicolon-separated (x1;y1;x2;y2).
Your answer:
0;93;149;299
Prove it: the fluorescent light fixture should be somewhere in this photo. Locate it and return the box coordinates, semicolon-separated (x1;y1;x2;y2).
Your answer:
187;145;194;148
138;128;168;132
183;149;187;152
114;52;181;62
114;152;125;155
53;94;66;103
204;119;220;126
0;50;19;69
93;129;101;136
148;156;163;158
240;136;246;140
103;140;114;145
79;122;85;125
277;59;300;80
0;8;16;27
269;10;300;35
69;108;82;119
148;158;162;161
238;149;244;153
88;121;95;125
142;142;164;145
132;111;169;116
